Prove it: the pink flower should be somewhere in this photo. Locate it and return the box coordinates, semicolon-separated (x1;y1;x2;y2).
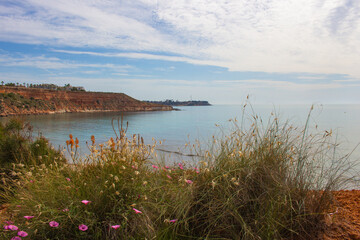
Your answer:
194;167;200;173
3;225;9;230
81;200;91;205
152;165;159;169
111;225;121;229
5;220;14;224
185;179;193;184
166;175;172;179
11;237;21;240
7;225;18;231
79;224;88;231
178;163;184;170
66;177;71;181
49;221;59;227
132;208;142;214
165;166;170;169
29;180;34;183
18;231;28;237
62;208;69;212
169;219;178;223
24;216;34;220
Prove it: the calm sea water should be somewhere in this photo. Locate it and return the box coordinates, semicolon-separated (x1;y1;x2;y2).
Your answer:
4;104;360;161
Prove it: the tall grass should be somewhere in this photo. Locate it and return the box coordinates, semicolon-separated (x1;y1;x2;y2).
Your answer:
0;118;63;204
0;109;356;239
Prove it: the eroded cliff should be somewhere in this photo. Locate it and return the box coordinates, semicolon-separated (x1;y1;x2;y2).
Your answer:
0;86;172;116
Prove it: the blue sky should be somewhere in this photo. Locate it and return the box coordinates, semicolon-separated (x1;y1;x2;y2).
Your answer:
0;0;359;104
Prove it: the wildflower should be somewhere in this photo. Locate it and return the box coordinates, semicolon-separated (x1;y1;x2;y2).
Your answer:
134;171;140;175
132;208;142;214
11;237;21;240
169;219;178;223
5;220;14;224
166;175;172;179
24;216;34;220
211;180;217;189
185;179;193;184
81;200;91;205
152;165;159;169
29;180;34;183
62;208;69;212
111;225;121;229
66;177;71;181
194;167;200;173
178;163;184;170
7;225;18;231
79;224;88;231
69;134;73;139
49;221;59;227
18;231;28;237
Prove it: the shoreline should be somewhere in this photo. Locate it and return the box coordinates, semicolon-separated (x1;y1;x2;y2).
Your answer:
0;86;173;117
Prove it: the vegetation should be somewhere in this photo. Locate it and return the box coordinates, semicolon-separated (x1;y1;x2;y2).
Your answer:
0;118;63;206
0;118;63;168
1;82;85;91
0;109;356;239
0;92;56;112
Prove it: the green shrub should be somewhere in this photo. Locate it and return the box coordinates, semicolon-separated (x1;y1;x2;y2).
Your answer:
0;119;63;168
0;119;64;203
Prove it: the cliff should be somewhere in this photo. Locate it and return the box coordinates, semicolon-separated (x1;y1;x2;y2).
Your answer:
0;86;172;117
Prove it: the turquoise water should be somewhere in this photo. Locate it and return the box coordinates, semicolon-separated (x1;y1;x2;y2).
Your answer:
5;104;360;161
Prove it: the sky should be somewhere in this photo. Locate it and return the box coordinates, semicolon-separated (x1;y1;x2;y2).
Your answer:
0;0;359;104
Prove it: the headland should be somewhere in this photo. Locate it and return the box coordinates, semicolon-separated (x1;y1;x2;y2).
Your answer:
0;86;172;117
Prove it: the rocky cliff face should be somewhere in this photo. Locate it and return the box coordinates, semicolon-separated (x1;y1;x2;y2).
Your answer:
0;86;172;116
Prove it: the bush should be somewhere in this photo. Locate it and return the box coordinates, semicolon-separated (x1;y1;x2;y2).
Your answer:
0;119;63;168
0;119;64;203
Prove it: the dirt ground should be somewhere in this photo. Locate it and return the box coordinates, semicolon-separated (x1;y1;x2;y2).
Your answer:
319;190;360;240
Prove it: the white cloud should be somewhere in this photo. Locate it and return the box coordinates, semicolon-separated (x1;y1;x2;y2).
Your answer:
0;54;133;71
0;0;360;79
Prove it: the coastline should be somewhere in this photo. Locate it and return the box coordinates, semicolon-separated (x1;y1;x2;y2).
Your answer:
0;86;173;117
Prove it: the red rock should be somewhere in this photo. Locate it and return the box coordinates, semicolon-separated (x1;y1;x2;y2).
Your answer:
0;86;172;116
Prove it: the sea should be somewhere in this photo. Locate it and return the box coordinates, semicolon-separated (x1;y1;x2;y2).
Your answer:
3;104;360;164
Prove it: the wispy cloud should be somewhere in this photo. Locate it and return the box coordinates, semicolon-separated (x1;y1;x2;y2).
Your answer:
213;79;343;91
1;0;360;77
0;54;133;71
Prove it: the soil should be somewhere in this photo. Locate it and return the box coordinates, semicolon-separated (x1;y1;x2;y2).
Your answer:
319;190;360;240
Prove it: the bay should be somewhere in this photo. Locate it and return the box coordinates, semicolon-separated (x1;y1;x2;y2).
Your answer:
4;104;360;162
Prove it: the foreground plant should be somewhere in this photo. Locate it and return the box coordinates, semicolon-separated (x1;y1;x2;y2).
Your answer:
0;111;356;239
